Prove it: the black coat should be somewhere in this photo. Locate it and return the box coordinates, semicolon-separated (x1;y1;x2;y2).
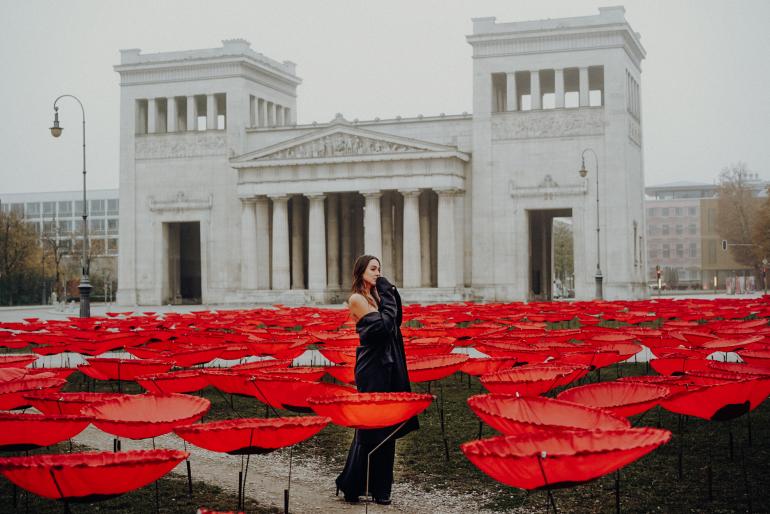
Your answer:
354;276;419;445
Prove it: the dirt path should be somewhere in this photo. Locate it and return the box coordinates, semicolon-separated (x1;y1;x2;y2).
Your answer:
72;425;508;513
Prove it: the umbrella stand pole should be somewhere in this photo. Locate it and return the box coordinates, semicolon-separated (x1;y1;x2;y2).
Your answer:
241;453;252;512
615;470;621;514
186;459;193;497
365;421;407;505
536;455;557;513
477;420;484;440
740;446;753;514
284;445;293;514
237;470;243;511
439;379;449;462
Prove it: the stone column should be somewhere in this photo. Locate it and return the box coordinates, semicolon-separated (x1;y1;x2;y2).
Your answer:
240;198;257;289
362;191;382;258
393;192;404;285
436;190;457;288
206;94;217;129
530;70;541;110
326;193;340;288
419;191;431;286
186;95;197;131
269;195;290;290
267;102;276;127
167;97;178;132
555;69;565;108
291;196;305;289
276;105;284;126
254;196;271;289
340;194;353;289
579;67;589;107
147;98;157;133
258;99;266;128
381;192;394;278
306;193;327;291
400;189;421;288
506;72;518;111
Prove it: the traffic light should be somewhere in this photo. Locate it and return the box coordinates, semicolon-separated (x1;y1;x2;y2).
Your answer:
721;240;728;251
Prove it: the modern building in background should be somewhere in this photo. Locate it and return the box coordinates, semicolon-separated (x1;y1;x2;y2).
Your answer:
115;7;648;306
645;178;766;289
0;189;119;299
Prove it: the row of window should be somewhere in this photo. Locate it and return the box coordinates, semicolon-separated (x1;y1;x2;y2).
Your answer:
647;206;697;217
647;224;697;236
648;267;701;281
26;218;118;236
51;238;119;256
649;243;698;259
2;199;118;218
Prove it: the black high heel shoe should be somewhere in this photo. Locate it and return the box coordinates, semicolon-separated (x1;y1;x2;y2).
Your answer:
336;486;360;503
373;494;392;505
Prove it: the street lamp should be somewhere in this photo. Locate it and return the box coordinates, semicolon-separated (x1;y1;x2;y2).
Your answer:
50;95;91;318
578;148;603;300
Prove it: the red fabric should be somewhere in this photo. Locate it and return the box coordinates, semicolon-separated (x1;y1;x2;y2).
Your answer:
0;412;90;450
556;382;670;418
0;354;38;369
661;376;770;420
82;393;211;439
467;394;630;435
317;346;357;364
737;349;770;369
85;358;174;381
650;357;713;376
0;377;67;410
23;392;129;415
230;358;292;373
461;428;671;490
325;364;356;384
164;346;225;367
248;375;355;411
0;449;187;501
261;367;326;382
459;357;518;376
480;365;588;397
136;370;209;394
406;354;470;382
307;392;434;428
175;416;330;454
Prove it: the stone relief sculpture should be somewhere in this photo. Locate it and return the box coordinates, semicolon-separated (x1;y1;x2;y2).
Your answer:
492;109;604;140
260;133;423;160
136;133;226;159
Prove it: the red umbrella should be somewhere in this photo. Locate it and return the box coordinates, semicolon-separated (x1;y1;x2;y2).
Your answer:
461;427;671;490
557;382;670;418
23;391;129;415
317;346;357;365
0;376;67;410
407;354;470;382
85;358;174;381
175;416;330;454
0;449;187;501
324;364;356;385
467;394;630;435
661;374;770;421
0;354;38;369
82;393;211;439
459;356;518;376
248;375;355;412
136;369;209;394
261;366;326;382
737;349;770;369
230;359;293;373
0;412;91;451
481;365;588;396
307;392;434;429
650;357;713;376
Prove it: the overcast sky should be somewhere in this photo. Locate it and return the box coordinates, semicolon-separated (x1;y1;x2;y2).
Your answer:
1;0;768;194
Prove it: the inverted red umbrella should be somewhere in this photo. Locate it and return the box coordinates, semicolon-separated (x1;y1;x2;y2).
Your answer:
407;354;470;383
85;358;174;381
261;366;326;382
459;356;518;377
0;354;38;369
325;364;356;385
661;374;770;421
82;393;211;439
0;376;67;410
480;365;588;397
230;359;292;373
23;391;129;416
307;392;434;429
0;412;91;451
248;375;355;412
556;382;670;418
0;449;187;502
136;369;209;394
467;394;630;435
461;427;671;490
736;349;770;369
650;357;713;376
175;416;330;454
317;346;357;365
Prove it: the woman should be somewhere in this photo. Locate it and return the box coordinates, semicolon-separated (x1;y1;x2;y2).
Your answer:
335;255;418;505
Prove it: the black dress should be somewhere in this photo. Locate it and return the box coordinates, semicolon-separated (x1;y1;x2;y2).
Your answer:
335;277;419;499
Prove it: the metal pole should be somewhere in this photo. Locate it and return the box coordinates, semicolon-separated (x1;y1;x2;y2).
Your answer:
581;148;602;299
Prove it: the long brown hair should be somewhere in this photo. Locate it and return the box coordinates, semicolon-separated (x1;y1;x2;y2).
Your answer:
351;254;380;307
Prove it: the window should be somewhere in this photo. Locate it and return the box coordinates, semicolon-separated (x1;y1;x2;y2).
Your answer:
90;200;105;216
90;239;105;255
662;225;670;235
25;203;40;217
60;240;72;253
26;221;40;234
647;208;656;217
675;225;683;235
648;247;658;259
58;220;72;233
10;203;24;216
58;201;72;216
89;219;105;235
107;219;119;234
688;206;697;216
661;208;669;217
708;240;717;264
43;202;55;217
707;209;716;231
107;199;119;215
647;224;656;236
74;201;85;215
688;224;696;235
675;207;683;216
662;244;670;258
689;243;697;257
107;238;119;254
676;244;684;257
43;221;55;236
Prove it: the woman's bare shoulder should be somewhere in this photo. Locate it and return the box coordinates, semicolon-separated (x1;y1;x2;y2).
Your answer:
348;293;367;308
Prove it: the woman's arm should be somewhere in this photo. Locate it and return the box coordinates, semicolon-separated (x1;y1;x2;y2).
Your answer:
374;277;400;334
348;293;371;322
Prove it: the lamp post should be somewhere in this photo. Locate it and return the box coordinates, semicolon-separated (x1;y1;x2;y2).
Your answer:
50;95;91;318
578;148;603;300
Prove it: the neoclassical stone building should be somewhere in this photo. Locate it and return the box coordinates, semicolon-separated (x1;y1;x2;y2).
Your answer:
115;6;648;305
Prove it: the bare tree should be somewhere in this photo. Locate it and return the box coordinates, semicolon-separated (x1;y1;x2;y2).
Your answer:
40;215;70;299
0;211;43;305
716;163;762;267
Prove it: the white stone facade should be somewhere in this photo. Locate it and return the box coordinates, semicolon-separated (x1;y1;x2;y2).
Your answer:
115;8;648;306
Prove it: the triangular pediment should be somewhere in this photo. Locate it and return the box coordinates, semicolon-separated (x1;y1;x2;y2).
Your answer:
231;122;469;167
